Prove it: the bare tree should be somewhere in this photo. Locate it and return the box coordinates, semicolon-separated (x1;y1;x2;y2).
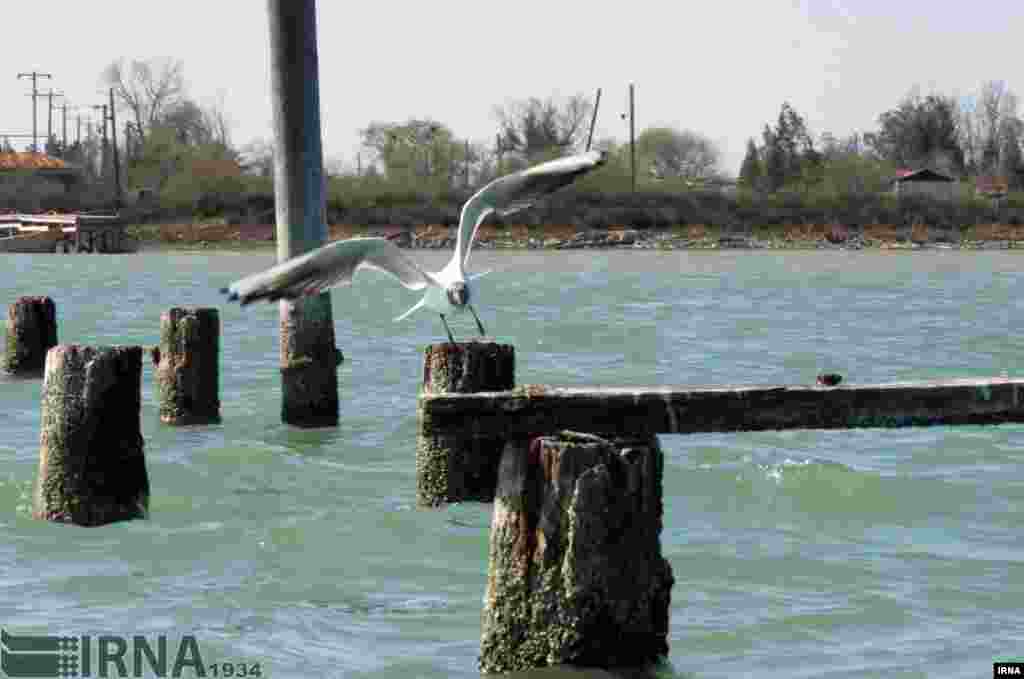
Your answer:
978;80;1008;171
103;57;186;145
493;93;593;163
161;98;232;149
239;138;274;177
958;100;981;174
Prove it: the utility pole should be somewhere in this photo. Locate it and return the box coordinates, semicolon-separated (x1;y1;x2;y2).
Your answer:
45;90;64;150
58;100;70;150
629;83;636;193
586;87;602;152
109;88;122;206
267;0;339;427
76;115;82;146
92;104;108;144
93;104;109;183
124;122;134;163
18;71;52;152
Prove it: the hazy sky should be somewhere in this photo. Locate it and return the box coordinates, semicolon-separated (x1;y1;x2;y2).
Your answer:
2;1;1021;173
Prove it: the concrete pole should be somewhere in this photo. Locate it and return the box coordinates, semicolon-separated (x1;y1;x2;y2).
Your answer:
266;0;339;427
46;90;63;147
586;87;601;152
18;72;52;152
109;88;123;206
629;83;636;193
60;101;68;150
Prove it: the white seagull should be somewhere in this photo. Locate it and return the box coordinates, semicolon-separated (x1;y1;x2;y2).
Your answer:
221;150;606;342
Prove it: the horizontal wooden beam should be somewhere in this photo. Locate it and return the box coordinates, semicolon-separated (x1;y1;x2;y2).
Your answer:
419;378;1024;438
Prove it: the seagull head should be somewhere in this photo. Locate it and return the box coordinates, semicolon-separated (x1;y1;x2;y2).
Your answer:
445;281;469;307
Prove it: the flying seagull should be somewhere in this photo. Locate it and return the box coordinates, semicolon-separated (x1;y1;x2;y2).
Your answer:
221;150;606;343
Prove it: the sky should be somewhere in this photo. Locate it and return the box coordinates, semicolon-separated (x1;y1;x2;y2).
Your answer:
2;1;1022;175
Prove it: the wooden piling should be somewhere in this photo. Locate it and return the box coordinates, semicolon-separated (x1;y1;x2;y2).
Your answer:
416;342;515;506
480;431;674;673
3;296;57;377
155;307;221;425
33;345;149;526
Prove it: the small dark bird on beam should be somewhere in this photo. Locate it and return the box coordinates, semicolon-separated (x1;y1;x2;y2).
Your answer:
816;373;843;387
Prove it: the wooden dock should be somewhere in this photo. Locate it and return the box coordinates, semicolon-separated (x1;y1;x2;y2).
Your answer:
419;377;1024;439
0;213;133;253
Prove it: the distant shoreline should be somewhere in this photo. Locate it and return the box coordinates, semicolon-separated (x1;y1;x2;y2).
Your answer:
127;222;1024;253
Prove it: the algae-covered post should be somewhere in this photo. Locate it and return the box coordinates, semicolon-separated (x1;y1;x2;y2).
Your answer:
3;296;57;377
416;342;514;506
480;431;674;673
155;307;221;425
267;0;339;427
34;345;149;526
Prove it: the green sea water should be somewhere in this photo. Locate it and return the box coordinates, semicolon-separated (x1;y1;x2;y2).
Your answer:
1;249;1022;678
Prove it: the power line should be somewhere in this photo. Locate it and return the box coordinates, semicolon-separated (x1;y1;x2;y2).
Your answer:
17;71;53;152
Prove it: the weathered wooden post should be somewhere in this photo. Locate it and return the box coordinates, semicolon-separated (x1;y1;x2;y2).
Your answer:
154;307;221;425
267;0;340;427
33;345;149;526
416;342;514;506
480;431;674;674
4;296;57;377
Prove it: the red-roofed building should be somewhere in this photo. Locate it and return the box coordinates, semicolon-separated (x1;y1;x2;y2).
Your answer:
892;168;956;200
0;152;83;207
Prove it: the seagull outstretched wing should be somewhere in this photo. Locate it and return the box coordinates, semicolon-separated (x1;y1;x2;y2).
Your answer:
449;150;607;276
223;150;607;313
222;237;434;306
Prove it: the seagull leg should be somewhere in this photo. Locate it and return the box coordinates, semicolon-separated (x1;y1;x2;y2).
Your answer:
468;304;487;337
439;314;456;344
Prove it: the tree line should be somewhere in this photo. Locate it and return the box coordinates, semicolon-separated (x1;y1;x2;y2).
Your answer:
739;82;1024;194
33;56;1024;218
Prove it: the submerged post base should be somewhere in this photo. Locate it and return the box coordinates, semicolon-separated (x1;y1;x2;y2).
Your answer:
4;296;57;377
480;431;673;674
34;345;149;526
416;341;514;506
156;307;221;425
279;295;340;428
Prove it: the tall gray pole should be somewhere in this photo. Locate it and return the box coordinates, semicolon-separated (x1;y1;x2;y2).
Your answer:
59;101;69;149
46;90;63;145
267;0;339;427
586;87;601;152
629;83;636;193
109;88;122;206
93;104;108;181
